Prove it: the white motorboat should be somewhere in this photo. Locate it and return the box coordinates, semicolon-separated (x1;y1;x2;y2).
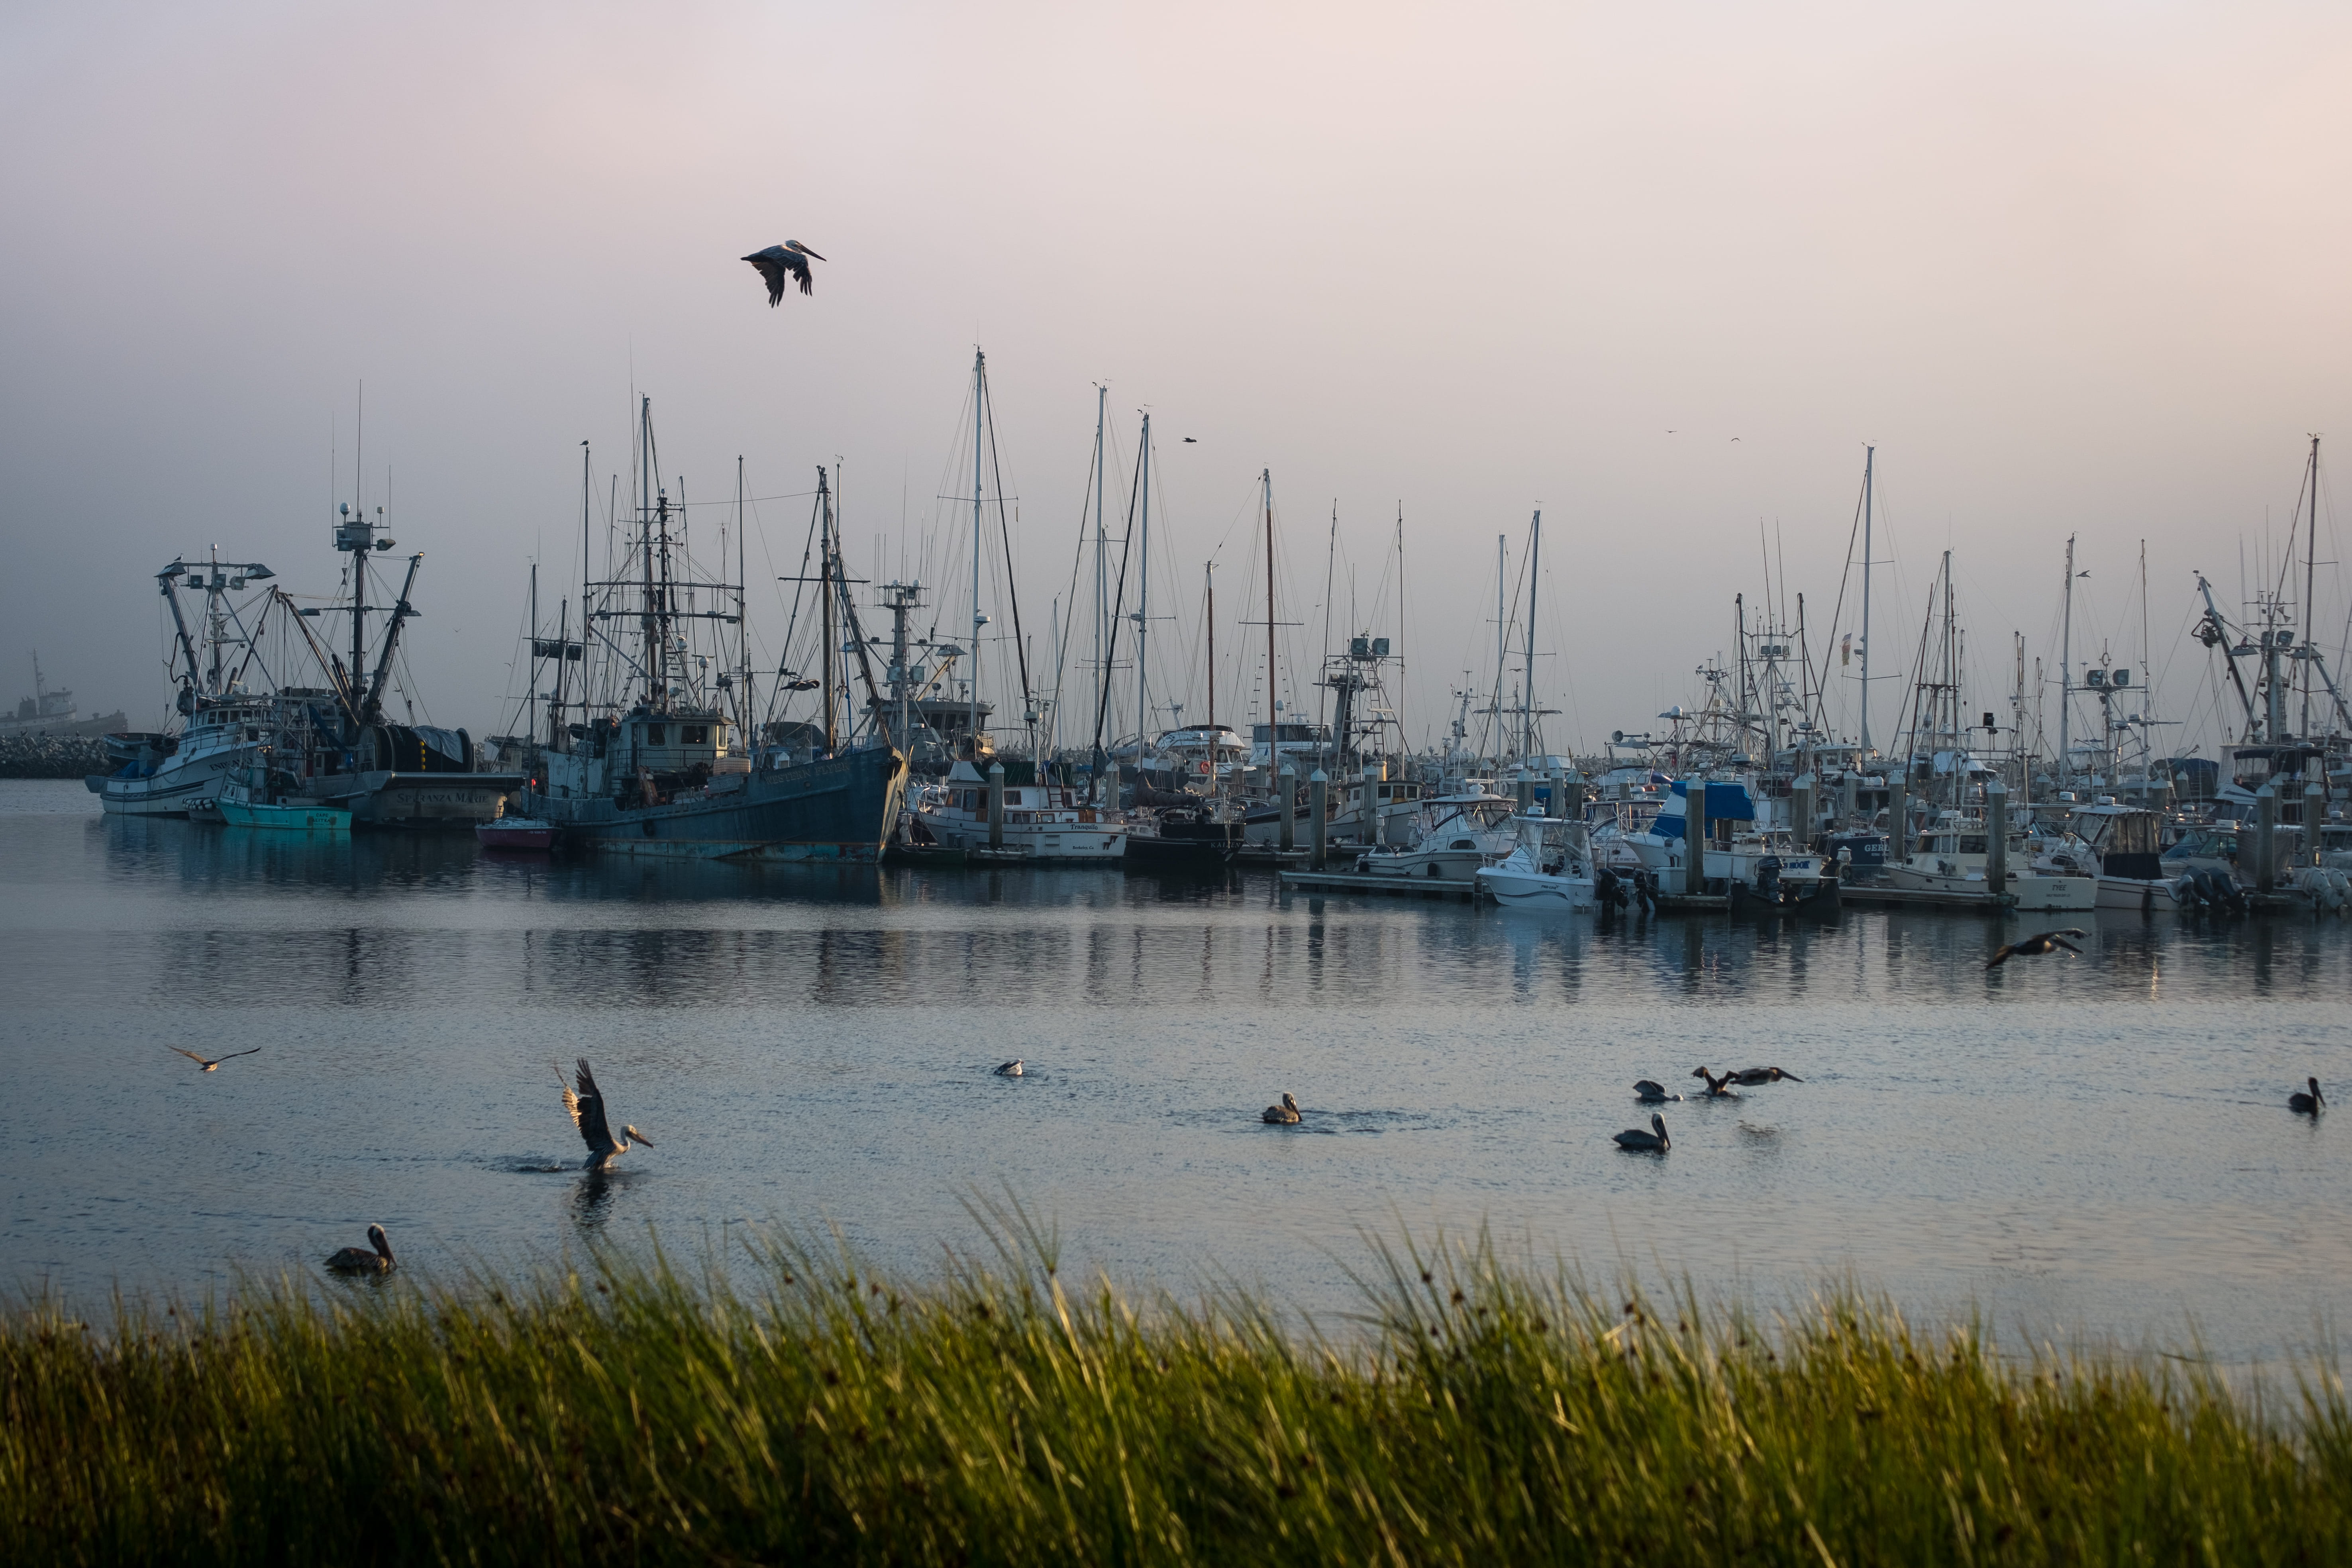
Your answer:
1477;815;1598;911
1355;789;1515;882
1889;810;2097;911
914;758;1128;861
2030;799;2181;911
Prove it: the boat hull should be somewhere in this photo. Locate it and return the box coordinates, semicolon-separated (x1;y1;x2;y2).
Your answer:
220;799;351;833
477;819;556;850
305;770;525;827
84;744;249;818
1477;865;1597;910
527;748;904;862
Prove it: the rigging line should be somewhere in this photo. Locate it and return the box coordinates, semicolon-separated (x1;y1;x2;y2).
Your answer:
1047;421;1102;763
1091;437;1148;758
981;371;1032;719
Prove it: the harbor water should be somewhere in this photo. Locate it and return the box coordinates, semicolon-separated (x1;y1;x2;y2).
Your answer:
2;779;2343;1364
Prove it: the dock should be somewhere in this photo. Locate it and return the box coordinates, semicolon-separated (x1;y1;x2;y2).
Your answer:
1277;867;1478;900
1836;883;2013;911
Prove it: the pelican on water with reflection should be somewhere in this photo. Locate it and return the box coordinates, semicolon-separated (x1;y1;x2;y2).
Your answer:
1689;1067;1740;1098
561;1058;655;1171
1634;1079;1683;1103
1262;1092;1301;1124
2290;1078;2325;1114
325;1224;394;1274
993;1059;1024;1077
1614;1114;1671;1153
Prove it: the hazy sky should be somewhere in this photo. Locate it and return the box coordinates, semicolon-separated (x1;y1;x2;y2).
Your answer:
4;2;2346;761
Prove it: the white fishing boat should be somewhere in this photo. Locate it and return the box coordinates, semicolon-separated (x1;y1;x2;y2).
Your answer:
1477;814;1598;910
2030;799;2181;911
85;552;280;817
1888;810;2096;911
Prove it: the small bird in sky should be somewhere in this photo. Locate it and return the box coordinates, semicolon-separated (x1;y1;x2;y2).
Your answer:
1985;928;2087;968
742;241;826;304
1182;437;1197;443
1731;436;1742;442
171;1046;261;1072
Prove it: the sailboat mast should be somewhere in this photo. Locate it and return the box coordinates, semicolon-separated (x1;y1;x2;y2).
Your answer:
529;563;539;746
1093;387;1106;736
1136;412;1151;749
578;441;591;741
970;349;985;749
1860;445;1874;758
1493;533;1506;759
1205;561;1216;758
2059;533;2075;792
1263;469;1276;767
1523;510;1541;758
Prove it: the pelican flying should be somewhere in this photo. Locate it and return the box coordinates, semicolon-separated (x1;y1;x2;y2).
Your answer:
171;1046;260;1072
1262;1092;1301;1124
325;1224;395;1274
1614;1114;1671;1152
560;1057;655;1171
2290;1077;2326;1114
742;241;825;304
1985;928;2085;968
1728;1066;1803;1085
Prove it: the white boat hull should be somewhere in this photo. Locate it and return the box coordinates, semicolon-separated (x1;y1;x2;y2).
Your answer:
1477;864;1597;910
86;744;249;818
1885;862;2097;911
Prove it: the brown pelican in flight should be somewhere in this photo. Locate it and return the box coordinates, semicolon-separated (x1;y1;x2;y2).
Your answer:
1985;928;2085;968
1728;1066;1803;1085
2290;1077;2325;1114
171;1046;260;1072
325;1224;395;1274
1262;1092;1301;1124
743;241;825;304
560;1058;655;1170
1614;1114;1670;1152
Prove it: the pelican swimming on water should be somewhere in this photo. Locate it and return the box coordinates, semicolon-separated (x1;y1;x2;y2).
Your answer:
1728;1066;1803;1085
1614;1114;1670;1152
170;1046;260;1072
1985;928;2086;968
2290;1077;2325;1114
560;1058;655;1171
325;1224;394;1274
993;1059;1024;1076
1634;1079;1683;1103
1262;1092;1301;1124
742;240;825;303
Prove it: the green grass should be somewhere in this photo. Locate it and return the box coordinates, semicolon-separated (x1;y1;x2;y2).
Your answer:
3;1211;2346;1566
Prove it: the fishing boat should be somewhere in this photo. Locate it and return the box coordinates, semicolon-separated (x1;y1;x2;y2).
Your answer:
516;398;905;860
1356;787;1515;881
215;756;351;832
914;756;1128;860
86;552;280;817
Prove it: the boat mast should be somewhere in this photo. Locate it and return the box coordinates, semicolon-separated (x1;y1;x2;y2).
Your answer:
1093;386;1107;752
1522;509;1541;759
2303;434;2320;739
1263;469;1276;769
2059;533;2075;793
1493;533;1506;761
1394;504;1406;767
1136;412;1151;750
1860;445;1874;758
969;349;985;751
1204;560;1216;771
820;466;836;754
528;563;538;746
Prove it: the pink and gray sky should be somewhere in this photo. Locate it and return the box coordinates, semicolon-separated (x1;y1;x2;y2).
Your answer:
3;1;2346;759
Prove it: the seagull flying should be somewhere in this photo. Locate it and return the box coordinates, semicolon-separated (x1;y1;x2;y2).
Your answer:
742;241;826;305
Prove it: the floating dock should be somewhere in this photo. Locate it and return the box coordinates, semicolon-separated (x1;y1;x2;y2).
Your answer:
1277;867;1478;899
1836;883;2013;911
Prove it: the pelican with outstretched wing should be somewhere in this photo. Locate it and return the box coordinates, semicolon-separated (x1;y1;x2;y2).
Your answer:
742;240;825;304
560;1057;655;1171
171;1046;261;1072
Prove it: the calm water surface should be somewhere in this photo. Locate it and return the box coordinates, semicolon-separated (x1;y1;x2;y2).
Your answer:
2;779;2344;1360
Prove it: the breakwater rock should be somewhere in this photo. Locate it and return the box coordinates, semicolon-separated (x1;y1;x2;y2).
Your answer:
0;734;108;779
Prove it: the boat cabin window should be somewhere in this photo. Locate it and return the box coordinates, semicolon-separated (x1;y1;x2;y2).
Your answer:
645;724;666;745
1958;835;1987;855
684;726;707;745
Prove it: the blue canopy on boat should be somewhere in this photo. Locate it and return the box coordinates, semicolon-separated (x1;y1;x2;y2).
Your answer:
1649;780;1757;838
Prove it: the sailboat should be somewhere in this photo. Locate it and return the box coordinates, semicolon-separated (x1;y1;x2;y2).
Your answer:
913;354;1128;861
517;398;904;859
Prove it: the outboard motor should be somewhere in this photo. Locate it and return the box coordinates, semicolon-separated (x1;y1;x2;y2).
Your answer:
1755;856;1783;904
